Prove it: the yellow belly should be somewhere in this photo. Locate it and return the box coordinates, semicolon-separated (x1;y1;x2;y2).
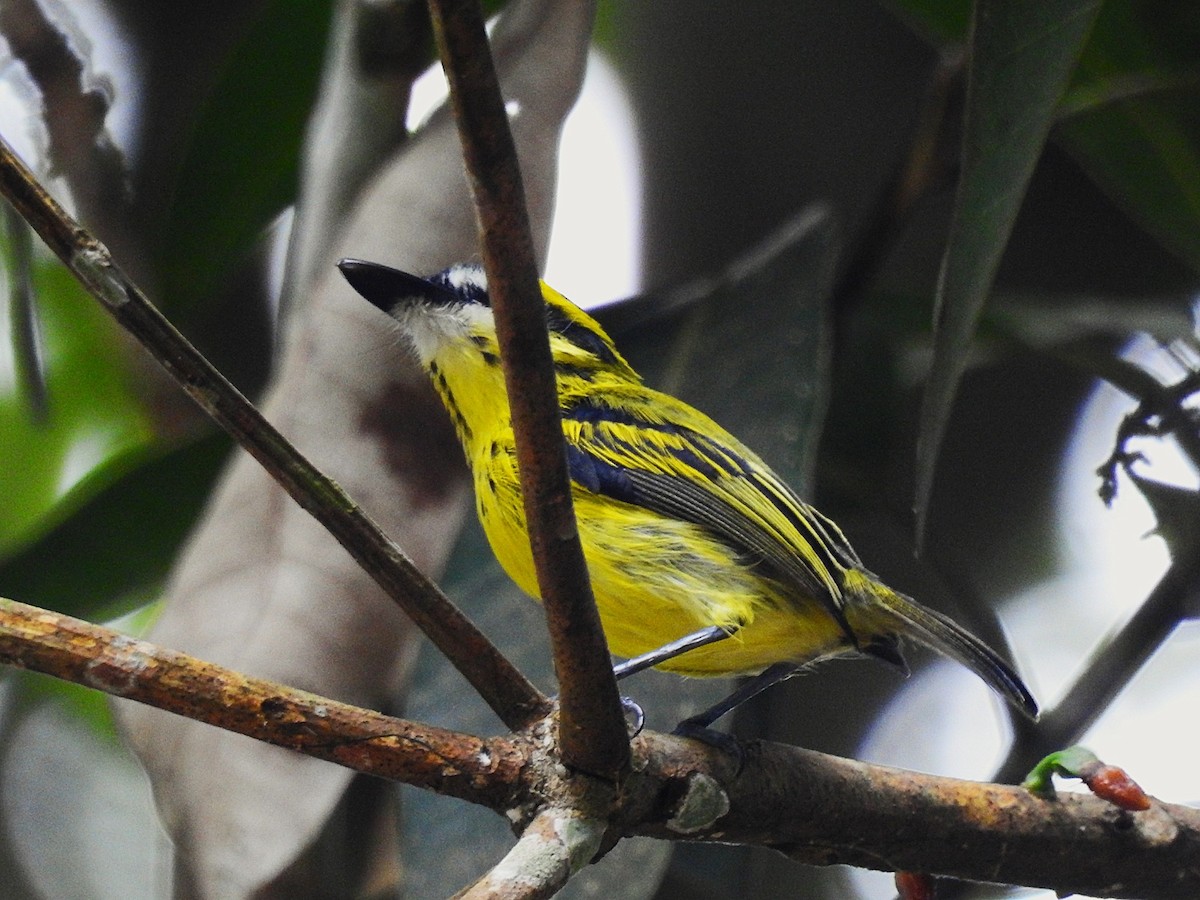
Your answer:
473;451;849;677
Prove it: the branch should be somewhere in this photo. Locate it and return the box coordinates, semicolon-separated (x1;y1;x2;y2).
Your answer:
0;597;524;808
997;550;1200;784
2;593;1197;898
0;133;547;731
1;201;47;420
1001;347;1200;779
4;593;1198;897
455;806;606;900
427;0;628;780
628;733;1200;899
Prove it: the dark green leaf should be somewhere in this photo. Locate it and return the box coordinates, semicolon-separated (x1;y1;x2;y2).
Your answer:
0;257;156;558
883;0;971;46
1059;0;1200;273
0;436;229;618
914;0;1103;543
157;0;331;315
890;0;1200;278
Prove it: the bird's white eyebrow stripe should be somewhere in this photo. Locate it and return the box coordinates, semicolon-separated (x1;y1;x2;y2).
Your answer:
446;264;488;292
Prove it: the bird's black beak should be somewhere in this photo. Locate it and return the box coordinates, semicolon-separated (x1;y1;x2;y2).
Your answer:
337;258;458;314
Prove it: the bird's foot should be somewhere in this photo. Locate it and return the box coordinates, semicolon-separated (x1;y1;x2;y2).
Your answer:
671;717;745;772
621;696;646;738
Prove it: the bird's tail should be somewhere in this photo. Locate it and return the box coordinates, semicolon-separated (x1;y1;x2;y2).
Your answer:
846;570;1039;719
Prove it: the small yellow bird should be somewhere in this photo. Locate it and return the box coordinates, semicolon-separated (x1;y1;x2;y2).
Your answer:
338;259;1037;727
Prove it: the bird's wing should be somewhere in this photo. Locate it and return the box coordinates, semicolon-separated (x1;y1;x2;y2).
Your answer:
561;391;862;627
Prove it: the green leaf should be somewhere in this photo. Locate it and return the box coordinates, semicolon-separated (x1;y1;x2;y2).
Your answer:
883;0;971;46
0;436;229;618
157;0;331;315
0;255;157;559
890;0;1200;278
1021;745;1100;796
1058;0;1200;273
914;0;1103;544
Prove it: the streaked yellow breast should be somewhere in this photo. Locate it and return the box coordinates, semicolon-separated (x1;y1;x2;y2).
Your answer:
431;334;851;677
471;433;848;676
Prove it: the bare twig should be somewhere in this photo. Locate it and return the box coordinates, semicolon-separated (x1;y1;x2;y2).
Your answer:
998;348;1200;779
3;592;1198;898
427;0;628;780
455;806;606;900
0;597;525;807
0;134;548;731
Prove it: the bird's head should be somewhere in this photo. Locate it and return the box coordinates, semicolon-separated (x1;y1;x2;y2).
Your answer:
337;258;638;384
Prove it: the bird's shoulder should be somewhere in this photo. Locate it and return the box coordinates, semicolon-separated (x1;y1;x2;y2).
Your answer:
560;382;762;476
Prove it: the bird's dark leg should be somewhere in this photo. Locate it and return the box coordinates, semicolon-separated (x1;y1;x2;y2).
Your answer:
609;625;738;739
669;662;801;768
677;661;800;730
612;624;737;681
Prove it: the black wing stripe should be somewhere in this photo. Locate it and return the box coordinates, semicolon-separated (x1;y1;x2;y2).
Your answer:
622;469;849;627
746;472;863;570
562;398;855;630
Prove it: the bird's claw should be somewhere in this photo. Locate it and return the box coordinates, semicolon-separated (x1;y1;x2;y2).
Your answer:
621;696;646;737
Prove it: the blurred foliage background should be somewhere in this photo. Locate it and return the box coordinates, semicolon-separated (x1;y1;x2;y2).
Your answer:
1;0;1198;897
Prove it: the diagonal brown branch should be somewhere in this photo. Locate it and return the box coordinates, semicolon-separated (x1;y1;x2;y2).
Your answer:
426;0;628;780
455;806;606;899
992;349;1200;784
0;134;548;731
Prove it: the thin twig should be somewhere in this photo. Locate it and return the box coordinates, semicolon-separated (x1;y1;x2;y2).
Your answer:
0;134;548;731
427;0;629;780
1000;347;1200;777
454;806;605;900
995;551;1200;784
0;597;525;807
